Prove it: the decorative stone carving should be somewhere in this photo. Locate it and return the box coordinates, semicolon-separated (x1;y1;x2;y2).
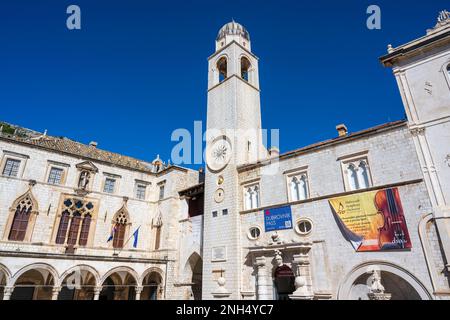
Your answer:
367;270;391;300
289;245;314;300
446;154;450;167
212;273;231;298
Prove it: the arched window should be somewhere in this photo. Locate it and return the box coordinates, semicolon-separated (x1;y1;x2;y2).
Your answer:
7;191;38;242
8;197;33;241
217;57;227;82
241;57;251;81
290;175;308;202
78;214;91;246
154;226;161;250
112;207;129;249
152;211;163;250
244;184;260;210
342;157;372;191
357;161;370;189
447;64;450;77
347;164;359;190
56;210;70;244
54;198;95;246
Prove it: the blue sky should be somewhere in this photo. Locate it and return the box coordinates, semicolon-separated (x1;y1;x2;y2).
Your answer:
0;1;447;168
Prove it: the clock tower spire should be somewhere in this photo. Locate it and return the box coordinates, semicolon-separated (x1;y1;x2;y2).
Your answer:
202;21;266;299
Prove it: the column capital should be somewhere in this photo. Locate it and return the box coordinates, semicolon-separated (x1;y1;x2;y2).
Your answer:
94;286;103;294
135;286;144;293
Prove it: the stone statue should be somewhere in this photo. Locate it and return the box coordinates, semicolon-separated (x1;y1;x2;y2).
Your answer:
274;250;283;267
78;171;90;190
367;269;391;300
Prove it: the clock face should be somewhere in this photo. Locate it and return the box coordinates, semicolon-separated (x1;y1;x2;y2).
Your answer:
206;136;232;172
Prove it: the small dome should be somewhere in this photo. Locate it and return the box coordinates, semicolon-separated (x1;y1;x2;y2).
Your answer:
216;21;250;41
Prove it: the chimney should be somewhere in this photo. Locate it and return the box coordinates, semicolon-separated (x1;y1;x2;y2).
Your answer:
89;141;98;148
336;124;348;137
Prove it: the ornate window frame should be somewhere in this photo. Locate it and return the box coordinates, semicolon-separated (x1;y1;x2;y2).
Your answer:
242;181;261;210
50;195;98;248
284;166;310;203
2;190;39;242
338;151;373;192
109;204;132;249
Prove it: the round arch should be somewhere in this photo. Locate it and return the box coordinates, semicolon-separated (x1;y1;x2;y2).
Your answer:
59;265;100;300
337;261;432;300
100;266;138;286
11;263;59;286
139;267;165;286
59;265;101;287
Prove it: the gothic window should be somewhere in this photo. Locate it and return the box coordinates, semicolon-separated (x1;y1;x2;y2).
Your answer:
78;213;91;246
8;195;33;241
112;207;129;249
342;157;372;191
289;174;308;202
244;184;260;210
154;226;161;250
2;158;21;177
55;210;70;244
48;167;63;185
67;212;82;245
54;198;95;246
6;191;38;242
217;57;227;82
103;178;116;194
152;211;163;250
241;56;251;81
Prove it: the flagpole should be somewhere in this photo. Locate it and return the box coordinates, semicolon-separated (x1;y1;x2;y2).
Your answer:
116;225;141;256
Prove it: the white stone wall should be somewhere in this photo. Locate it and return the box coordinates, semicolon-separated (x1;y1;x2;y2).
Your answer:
0;138;200;299
238;124;438;299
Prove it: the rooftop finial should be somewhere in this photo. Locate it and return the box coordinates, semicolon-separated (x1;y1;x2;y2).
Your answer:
438;10;450;23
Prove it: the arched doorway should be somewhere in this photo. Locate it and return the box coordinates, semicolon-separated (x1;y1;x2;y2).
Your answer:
59;268;98;300
100;269;137;300
273;265;295;300
11;267;56;300
185;253;202;300
338;262;432;300
141;272;162;300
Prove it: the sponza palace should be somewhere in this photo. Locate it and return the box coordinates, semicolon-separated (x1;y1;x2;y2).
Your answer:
0;12;449;300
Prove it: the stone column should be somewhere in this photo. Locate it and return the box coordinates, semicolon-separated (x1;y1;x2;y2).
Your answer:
254;256;272;300
51;286;62;300
135;286;143;300
289;246;314;300
2;286;14;300
93;286;102;300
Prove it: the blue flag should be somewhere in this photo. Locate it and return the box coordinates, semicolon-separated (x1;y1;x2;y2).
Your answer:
132;227;140;248
107;225;117;242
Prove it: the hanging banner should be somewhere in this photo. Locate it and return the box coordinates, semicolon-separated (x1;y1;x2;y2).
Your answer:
264;205;293;232
329;187;412;252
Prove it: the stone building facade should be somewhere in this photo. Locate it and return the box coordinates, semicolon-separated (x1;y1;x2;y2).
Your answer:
0;125;203;300
0;12;449;300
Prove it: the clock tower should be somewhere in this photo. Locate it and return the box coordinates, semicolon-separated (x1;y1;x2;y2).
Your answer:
202;21;266;299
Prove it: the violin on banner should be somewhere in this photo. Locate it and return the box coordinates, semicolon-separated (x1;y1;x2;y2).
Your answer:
374;188;412;250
